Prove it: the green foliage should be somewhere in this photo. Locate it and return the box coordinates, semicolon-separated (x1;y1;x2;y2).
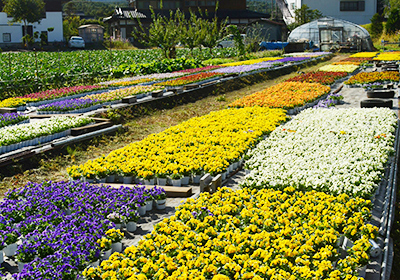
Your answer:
288;5;322;31
0;47;241;98
63;16;81;41
134;8;183;59
203;57;235;65
112;57;203;77
179;9;205;55
245;22;265;53
386;8;400;34
198;8;227;53
63;0;117;19
370;13;383;39
227;25;246;57
3;0;45;25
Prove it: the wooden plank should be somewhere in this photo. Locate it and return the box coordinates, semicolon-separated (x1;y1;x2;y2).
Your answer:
0;150;35;167
0;108;17;114
183;84;199;91
94;183;192;197
200;173;212;193
70;122;113;136
210;174;222;193
91;117;111;123
122;96;137;104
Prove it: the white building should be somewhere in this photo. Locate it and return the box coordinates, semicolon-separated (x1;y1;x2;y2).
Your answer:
0;0;63;47
286;0;377;25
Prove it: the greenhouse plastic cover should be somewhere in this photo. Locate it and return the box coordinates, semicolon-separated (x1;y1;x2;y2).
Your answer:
288;16;373;51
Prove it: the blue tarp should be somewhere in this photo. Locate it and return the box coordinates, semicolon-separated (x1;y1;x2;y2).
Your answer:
260;41;289;50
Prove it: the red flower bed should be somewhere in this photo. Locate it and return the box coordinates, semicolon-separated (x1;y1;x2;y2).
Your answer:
155;72;223;87
285;71;348;85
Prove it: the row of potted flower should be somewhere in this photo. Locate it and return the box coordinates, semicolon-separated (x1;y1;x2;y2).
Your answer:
36;85;164;113
0;86;107;110
212;56;314;75
83;186;377;280
228;81;331;111
66;107;287;184
285;71;348;85
154;72;223;87
373;51;400;61
319;64;360;73
344;71;399;86
0;116;93;152
242;107;397;198
0;180;167;279
0;112;29;129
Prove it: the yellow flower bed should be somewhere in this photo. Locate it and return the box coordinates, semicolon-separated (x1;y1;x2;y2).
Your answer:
332;61;361;65
83;187;377;280
0;97;36;108
319;64;359;73
229;82;330;109
220;57;283;67
349;52;378;58
373;52;400;61
67;107;287;179
345;71;399;85
109;78;156;87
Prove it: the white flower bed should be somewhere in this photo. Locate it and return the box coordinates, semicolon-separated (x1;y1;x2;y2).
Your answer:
0;116;93;147
242;108;397;197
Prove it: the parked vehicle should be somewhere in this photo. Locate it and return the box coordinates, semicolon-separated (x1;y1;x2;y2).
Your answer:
217;34;246;48
68;36;85;49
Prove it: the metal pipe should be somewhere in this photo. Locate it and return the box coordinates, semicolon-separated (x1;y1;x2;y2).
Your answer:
52;125;122;148
381;120;400;280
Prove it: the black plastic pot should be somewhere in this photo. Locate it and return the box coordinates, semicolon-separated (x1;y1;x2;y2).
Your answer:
366;90;395;98
360;99;393;108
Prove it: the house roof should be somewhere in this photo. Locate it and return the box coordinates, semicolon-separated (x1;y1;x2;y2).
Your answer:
250;18;286;26
78;24;105;29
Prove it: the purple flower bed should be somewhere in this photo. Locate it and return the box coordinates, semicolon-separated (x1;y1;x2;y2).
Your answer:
0;113;28;128
0;181;166;279
213;57;312;74
37;99;100;112
313;92;344;109
213;61;277;74
274;57;311;63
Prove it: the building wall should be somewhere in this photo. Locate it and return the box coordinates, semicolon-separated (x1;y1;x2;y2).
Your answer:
285;0;376;25
0;11;63;44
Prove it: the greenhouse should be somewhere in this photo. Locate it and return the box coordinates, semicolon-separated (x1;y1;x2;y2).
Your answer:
288;16;374;52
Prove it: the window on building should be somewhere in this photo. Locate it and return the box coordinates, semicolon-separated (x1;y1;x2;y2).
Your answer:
164;1;180;8
3;33;11;42
291;3;296;10
206;0;215;5
340;1;365;11
185;1;196;6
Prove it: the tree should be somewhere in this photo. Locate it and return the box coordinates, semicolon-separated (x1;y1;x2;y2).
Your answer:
63;16;81;41
133;8;183;59
370;13;383;39
386;8;400;34
227;25;245;57
3;0;45;45
288;5;322;31
245;22;265;52
179;10;205;57
198;9;227;54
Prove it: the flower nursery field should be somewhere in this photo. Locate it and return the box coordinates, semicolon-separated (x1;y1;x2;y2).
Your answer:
1;52;399;279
